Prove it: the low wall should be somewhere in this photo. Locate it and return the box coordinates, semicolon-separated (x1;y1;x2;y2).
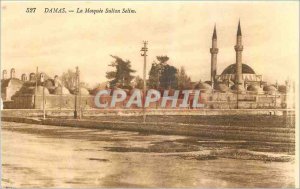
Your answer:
4;92;291;109
1;116;295;143
1;108;295;118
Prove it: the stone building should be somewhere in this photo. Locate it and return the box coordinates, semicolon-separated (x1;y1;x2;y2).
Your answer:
209;21;264;93
193;21;292;109
1;21;294;110
1;69;94;109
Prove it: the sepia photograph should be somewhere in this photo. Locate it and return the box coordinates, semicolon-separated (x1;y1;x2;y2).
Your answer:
0;1;299;188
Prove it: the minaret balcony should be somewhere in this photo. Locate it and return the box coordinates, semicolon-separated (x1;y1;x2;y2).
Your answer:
234;45;243;51
210;48;219;54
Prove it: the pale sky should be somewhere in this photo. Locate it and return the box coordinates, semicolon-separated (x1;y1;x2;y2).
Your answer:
1;1;299;87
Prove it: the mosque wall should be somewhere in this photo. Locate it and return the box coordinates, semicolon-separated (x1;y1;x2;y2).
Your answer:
3;92;289;109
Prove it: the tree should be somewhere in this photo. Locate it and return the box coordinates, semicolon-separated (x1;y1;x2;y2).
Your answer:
177;66;192;90
148;62;161;89
61;69;77;90
156;56;169;64
134;76;144;89
60;69;89;91
148;56;178;89
106;55;136;88
160;64;178;89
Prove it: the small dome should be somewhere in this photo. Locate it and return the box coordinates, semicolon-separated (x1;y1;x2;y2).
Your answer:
44;79;55;88
263;85;277;92
247;85;261;92
278;85;287;93
53;86;70;95
230;84;245;91
1;78;23;88
198;82;212;90
215;83;229;92
221;64;255;75
204;81;212;85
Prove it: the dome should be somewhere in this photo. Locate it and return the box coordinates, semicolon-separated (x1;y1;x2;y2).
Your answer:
53;86;70;95
247;85;262;92
1;78;23;89
195;82;212;92
44;79;55;88
199;82;211;89
263;85;277;95
204;81;212;85
263;85;277;92
278;85;287;93
215;83;229;92
221;64;255;75
230;84;245;91
69;87;90;95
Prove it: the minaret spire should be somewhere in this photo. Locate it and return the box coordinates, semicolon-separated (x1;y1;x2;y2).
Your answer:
237;19;242;36
212;24;217;39
210;24;218;88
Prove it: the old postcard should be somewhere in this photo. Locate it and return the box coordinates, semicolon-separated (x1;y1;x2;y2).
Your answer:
1;1;299;188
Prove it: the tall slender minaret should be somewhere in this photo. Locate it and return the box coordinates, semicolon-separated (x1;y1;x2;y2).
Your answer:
210;24;218;88
234;20;244;90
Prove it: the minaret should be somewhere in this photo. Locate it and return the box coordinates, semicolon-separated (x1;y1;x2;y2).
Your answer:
234;20;244;90
210;24;218;88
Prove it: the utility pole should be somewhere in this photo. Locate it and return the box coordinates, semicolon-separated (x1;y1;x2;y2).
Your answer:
141;41;148;123
78;67;82;119
34;67;38;108
74;66;79;119
35;67;38;94
39;73;45;120
42;78;45;120
59;80;63;118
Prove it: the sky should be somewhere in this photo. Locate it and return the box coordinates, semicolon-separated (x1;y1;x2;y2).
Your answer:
1;1;299;87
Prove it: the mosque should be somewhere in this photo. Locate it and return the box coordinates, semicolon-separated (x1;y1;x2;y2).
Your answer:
195;21;290;95
0;21;294;110
205;21;264;93
193;21;294;109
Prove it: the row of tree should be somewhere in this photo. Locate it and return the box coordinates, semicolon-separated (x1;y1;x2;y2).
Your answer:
59;55;193;92
106;55;192;90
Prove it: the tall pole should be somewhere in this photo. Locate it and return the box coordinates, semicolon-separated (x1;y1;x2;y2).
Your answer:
74;67;78;119
78;67;82;119
274;89;277;109
40;73;45;120
34;67;38;108
60;81;63;111
43;81;45;120
59;81;63;118
141;41;148;123
35;67;38;94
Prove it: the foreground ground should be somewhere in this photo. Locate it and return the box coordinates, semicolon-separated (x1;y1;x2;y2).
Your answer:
1;121;295;188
